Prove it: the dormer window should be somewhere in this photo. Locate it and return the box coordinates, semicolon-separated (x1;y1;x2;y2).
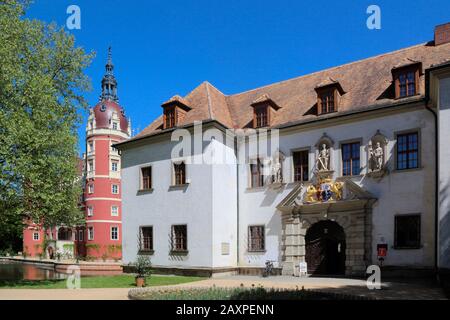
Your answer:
162;95;191;129
392;62;421;99
251;94;281;128
315;78;345;116
255;106;268;128
319;89;335;114
164;106;176;129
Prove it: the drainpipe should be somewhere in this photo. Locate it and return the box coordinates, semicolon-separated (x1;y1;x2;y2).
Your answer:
235;137;240;268
424;70;439;277
425;103;438;276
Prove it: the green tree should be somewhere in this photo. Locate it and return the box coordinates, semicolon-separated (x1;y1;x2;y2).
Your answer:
0;0;93;247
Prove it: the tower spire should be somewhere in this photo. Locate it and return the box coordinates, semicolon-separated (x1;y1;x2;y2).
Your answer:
100;46;118;102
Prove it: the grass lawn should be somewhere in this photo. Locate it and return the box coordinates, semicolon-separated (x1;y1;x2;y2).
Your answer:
0;274;205;289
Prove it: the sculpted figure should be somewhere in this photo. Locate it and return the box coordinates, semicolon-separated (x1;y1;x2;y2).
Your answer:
305;185;317;202
373;142;384;170
369;141;384;171
317;144;330;171
272;153;283;184
331;182;344;200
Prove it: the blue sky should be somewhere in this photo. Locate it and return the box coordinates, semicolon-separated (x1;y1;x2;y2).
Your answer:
26;0;449;154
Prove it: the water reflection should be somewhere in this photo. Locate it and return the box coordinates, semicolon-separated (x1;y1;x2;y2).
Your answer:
0;262;66;281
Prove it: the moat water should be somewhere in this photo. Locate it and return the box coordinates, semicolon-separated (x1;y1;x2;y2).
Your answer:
0;261;66;281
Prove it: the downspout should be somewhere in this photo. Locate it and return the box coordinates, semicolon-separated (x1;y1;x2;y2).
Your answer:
424;70;439;276
235;137;240;267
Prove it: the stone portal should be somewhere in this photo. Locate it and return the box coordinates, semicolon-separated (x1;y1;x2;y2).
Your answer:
277;179;376;276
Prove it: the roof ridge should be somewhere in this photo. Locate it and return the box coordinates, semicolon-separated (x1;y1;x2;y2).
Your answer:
205;82;214;119
202;81;229;97
229;42;428;97
203;81;237;128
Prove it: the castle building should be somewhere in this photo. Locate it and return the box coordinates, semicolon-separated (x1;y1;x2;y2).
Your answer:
83;48;130;260
117;23;450;277
22;48;130;261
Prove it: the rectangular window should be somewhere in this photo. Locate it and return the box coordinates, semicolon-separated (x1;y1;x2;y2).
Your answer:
111;205;119;217
88;160;94;173
397;132;419;170
140;226;153;251
88;141;94;154
319;90;335;114
88;184;94;194
293;150;309;182
255;106;268;128
173;162;186;185
342;142;360;176
112;184;119;194
78;230;84;241
111;161;119;172
88;227;94;241
87;206;94;217
111;226;119;241
395;215;421;248
111;141;119;154
112;122;118;130
141;166;152;190
250;159;264;188
248;226;265;252
398;71;416;98
33;232;40;241
171;225;187;251
164;107;176;129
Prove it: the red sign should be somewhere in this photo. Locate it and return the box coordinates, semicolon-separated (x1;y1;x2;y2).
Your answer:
377;244;388;257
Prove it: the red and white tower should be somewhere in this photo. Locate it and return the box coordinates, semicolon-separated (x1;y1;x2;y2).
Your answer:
83;47;130;260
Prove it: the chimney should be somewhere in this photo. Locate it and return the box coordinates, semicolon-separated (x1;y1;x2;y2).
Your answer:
435;22;450;46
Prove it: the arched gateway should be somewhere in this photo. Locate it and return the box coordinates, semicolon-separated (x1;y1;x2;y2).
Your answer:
277;179;376;276
305;220;346;275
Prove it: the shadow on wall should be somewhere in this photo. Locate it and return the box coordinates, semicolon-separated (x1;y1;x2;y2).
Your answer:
120;138;212;170
439;182;450;268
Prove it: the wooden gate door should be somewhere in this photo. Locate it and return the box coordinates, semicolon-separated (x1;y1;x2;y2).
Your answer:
305;238;326;274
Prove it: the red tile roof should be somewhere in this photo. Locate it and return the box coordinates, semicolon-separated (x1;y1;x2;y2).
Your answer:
134;41;450;141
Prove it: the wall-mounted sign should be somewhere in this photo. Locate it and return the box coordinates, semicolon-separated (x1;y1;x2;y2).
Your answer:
377;244;388;257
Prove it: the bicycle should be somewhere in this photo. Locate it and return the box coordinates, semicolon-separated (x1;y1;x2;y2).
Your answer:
262;260;275;277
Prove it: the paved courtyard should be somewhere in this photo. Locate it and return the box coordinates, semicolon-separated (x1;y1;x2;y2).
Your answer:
0;275;446;300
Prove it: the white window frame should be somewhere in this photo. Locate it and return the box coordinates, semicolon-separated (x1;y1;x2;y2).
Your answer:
88;140;94;153
88;227;94;241
111;141;119;154
111;205;119;217
111;226;119;241
33;232;40;241
87;206;94;217
111;184;119;194
88;184;94;194
171;160;189;186
88;159;94;173
112;121;119;130
111;161;119;172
